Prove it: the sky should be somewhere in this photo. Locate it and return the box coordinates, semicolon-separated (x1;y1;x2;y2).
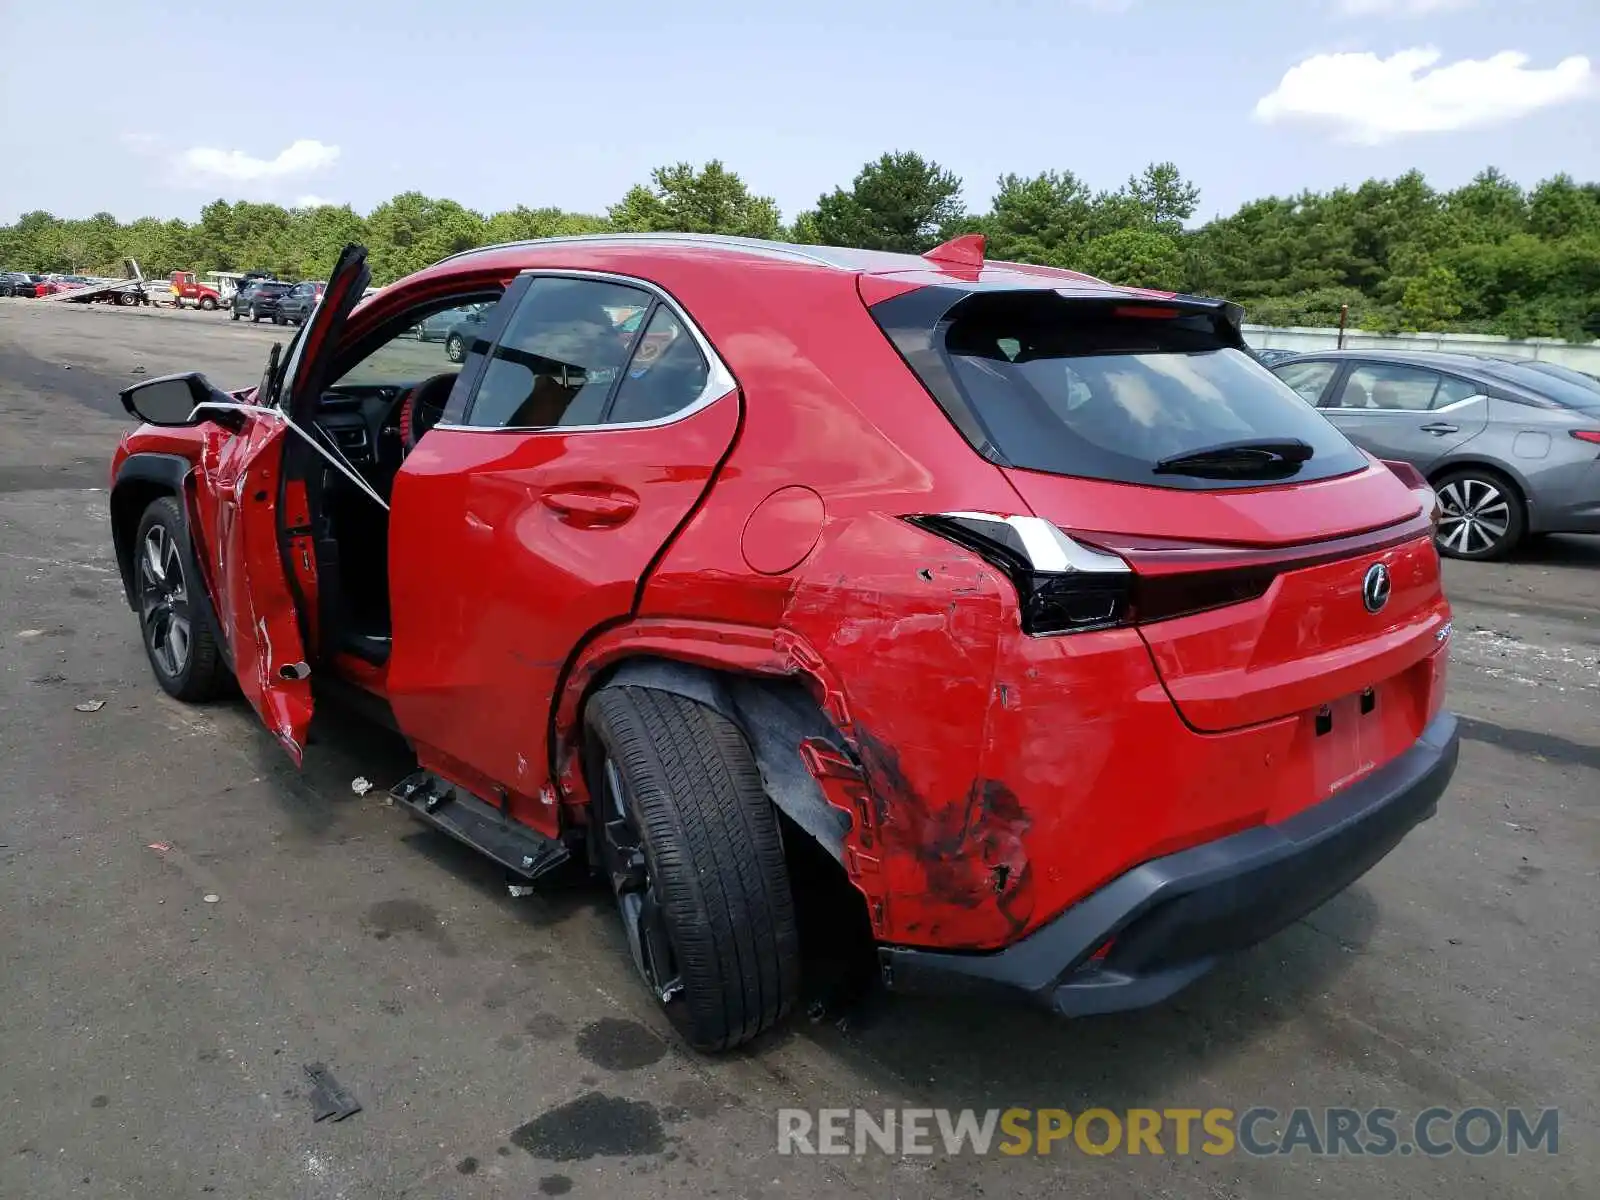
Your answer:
2;0;1597;226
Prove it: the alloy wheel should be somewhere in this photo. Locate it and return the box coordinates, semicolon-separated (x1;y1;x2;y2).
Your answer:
599;757;683;1007
139;525;191;678
1436;477;1512;557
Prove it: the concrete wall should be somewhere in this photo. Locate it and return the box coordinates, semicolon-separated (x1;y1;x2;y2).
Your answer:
1243;324;1600;372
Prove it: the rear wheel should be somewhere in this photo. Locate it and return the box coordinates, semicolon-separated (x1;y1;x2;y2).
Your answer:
445;332;465;363
134;497;229;702
584;686;800;1052
231;308;240;321
1434;468;1526;560
250;305;261;323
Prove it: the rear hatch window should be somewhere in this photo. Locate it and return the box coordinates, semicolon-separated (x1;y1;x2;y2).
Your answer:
871;288;1368;490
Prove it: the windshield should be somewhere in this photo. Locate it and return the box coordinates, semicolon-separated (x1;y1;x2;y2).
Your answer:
873;289;1368;490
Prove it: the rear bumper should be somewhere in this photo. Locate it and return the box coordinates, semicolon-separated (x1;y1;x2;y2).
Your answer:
878;710;1459;1016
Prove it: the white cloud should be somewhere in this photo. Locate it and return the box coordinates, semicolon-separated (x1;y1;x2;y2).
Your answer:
1254;48;1593;143
294;194;331;208
177;139;340;185
1334;0;1475;16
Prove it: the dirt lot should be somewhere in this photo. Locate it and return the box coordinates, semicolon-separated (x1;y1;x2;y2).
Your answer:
0;297;1595;1199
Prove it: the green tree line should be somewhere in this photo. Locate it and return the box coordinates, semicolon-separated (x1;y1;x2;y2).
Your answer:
4;154;1597;339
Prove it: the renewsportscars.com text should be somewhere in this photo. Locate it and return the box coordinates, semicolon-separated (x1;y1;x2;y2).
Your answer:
776;1106;1560;1158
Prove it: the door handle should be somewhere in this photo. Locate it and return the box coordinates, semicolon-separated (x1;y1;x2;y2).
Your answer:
1420;423;1459;435
539;486;639;528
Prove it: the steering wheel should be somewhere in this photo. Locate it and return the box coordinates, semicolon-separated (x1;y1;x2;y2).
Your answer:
396;372;460;452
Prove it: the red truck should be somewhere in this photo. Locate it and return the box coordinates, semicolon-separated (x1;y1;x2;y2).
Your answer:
167;271;223;310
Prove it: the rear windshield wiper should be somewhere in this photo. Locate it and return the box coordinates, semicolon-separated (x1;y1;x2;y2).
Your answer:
1152;438;1314;479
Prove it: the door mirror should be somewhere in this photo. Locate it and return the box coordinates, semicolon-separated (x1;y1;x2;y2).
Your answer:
120;372;219;426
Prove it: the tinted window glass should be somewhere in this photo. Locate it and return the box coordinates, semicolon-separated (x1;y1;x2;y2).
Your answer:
1274;360;1337;405
874;289;1365;490
606;307;710;424
1333;363;1440;411
1434;376;1484;407
466;277;649;429
1477;359;1600;411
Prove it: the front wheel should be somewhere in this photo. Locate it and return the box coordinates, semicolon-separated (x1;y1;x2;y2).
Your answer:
584;686;800;1052
134;497;229;702
444;333;465;363
199;296;216;311
1434;469;1526;560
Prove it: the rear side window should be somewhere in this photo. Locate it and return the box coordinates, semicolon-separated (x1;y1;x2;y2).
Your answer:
872;289;1367;490
1333;363;1445;411
607;307;709;424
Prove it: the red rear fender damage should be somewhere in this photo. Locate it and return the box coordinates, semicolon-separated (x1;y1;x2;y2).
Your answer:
603;506;1450;954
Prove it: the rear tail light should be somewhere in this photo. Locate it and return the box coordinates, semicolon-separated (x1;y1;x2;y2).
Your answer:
908;513;1133;635
1570;429;1600;446
911;511;1294;635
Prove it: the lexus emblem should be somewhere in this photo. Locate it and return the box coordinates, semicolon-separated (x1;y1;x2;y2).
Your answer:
1362;562;1392;614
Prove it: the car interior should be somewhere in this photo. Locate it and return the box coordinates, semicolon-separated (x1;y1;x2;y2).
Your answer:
300;292;502;665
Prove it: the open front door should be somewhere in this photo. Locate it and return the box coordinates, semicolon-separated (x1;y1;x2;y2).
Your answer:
194;244;371;764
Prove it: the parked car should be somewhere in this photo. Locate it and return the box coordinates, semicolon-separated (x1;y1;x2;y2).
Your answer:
441;304;493;362
0;271;42;297
1270;349;1600;559
1251;346;1299;366
108;235;1458;1051
410;306;463;343
231;279;292;322
275;280;325;325
34;274;96;297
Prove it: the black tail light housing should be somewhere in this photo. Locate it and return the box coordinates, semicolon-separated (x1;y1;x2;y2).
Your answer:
907;513;1134;635
910;511;1292;635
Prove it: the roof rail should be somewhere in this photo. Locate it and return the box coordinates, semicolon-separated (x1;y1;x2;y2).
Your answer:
434;231;850;270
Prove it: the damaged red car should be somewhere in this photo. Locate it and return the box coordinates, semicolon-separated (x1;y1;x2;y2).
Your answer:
108;235;1459;1051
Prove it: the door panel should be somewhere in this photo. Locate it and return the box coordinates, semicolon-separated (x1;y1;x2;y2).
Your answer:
190;243;371;763
1321;363;1488;470
191;414;315;763
385;393;739;829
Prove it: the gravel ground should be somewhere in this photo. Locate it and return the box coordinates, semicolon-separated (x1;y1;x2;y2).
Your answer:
0;296;1594;1199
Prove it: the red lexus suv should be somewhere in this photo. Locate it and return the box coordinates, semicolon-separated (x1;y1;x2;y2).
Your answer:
108;234;1458;1051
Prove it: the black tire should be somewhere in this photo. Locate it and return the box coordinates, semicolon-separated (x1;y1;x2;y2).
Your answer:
445;333;465;363
231;309;240;320
585;686;800;1052
272;310;285;325
199;296;216;311
133;496;229;702
250;306;261;323
1433;467;1526;560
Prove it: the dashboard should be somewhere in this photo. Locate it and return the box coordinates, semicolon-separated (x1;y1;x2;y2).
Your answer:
315;385;407;475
